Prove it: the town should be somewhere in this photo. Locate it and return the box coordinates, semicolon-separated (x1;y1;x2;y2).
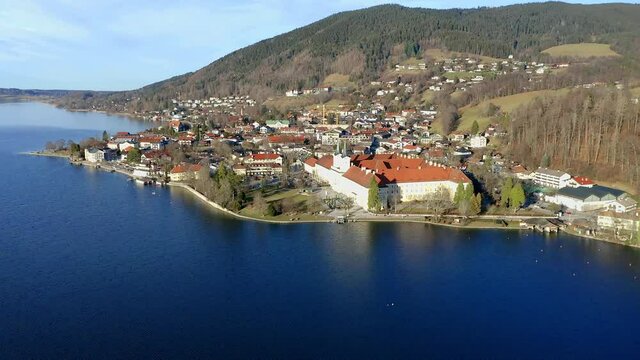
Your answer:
41;52;639;246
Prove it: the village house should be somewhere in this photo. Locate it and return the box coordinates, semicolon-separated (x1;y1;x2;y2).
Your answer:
265;119;291;129
84;148;105;163
567;176;595;188
139;136;166;150
169;163;203;182
597;211;640;232
233;153;284;177
469;135;487;148
169;120;186;132
509;164;531;180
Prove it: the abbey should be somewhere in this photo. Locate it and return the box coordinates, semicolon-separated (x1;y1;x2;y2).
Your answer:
304;143;471;210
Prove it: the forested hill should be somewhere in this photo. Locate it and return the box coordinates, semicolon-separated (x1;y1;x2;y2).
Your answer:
58;2;640;111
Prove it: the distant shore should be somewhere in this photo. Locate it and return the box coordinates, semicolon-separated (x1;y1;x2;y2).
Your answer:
62;107;140;120
21;150;639;247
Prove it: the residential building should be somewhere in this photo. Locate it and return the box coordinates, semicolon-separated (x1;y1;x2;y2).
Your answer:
84;148;104;163
469;135;487;148
265;119;291;129
597;211;640;232
533;168;571;189
169;163;203;182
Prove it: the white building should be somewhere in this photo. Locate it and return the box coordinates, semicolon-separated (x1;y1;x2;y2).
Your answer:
84;148;104;163
305;152;471;210
469;135;487;148
169;163;203;182
533;168;571;189
545;185;636;213
597;211;639;231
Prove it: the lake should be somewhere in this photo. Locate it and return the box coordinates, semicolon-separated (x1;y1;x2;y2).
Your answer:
1;102;640;358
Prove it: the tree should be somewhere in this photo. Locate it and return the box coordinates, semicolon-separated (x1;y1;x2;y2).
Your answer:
453;183;465;205
471;193;482;215
216;179;234;208
368;177;382;212
509;182;526;210
471;120;479;135
427;187;454;216
127;148;141;163
500;177;513;208
464;183;474;202
540;153;551;168
102;130;109;142
252;193;269;215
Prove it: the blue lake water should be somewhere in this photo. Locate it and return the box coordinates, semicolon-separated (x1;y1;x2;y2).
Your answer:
1;102;640;358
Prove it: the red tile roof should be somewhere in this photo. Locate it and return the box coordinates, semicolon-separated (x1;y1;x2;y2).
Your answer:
251;153;281;161
268;135;306;144
343;166;382;188
573;176;595;185
377;165;470;184
349;154;470;184
316;155;333;169
171;163;203;174
304;158;318;167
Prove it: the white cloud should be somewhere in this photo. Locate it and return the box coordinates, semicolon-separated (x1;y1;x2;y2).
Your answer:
0;0;88;62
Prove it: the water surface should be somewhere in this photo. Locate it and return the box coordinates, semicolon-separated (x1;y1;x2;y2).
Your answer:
1;102;640;358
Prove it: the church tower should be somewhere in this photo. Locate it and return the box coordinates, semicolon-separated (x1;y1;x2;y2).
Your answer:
332;139;351;174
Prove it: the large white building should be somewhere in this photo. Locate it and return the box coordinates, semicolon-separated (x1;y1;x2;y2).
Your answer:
545;185;637;213
533;167;571;189
305;151;471;210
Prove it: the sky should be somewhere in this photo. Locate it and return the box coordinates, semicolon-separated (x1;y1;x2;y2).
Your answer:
0;0;630;91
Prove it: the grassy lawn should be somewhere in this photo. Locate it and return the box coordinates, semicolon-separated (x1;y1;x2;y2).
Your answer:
263;96;318;112
630;87;640;97
541;43;620;58
322;73;355;88
424;48;503;63
264;96;352;113
240;188;331;221
456;88;570;132
466;220;520;228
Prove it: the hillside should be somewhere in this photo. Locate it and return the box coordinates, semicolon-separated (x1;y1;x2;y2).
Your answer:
56;2;640;112
455;88;571;132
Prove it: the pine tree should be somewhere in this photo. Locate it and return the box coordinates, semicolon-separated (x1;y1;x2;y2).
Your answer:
541;153;551;168
102;130;109;142
368;177;381;212
509;182;526;209
453;183;465;205
471;120;479;135
470;193;482;215
500;177;513;208
464;183;474;201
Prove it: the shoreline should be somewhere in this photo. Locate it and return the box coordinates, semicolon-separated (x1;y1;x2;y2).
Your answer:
21;150;640;247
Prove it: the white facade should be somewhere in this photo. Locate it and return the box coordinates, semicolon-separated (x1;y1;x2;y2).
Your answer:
308;155;469;211
469;135;487;148
84;148;104;163
533;168;571;189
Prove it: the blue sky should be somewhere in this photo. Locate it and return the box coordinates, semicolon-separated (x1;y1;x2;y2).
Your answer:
0;0;629;91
